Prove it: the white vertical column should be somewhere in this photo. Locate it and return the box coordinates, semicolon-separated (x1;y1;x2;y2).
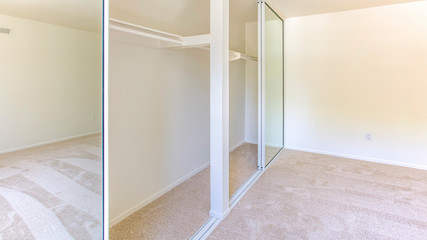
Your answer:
210;0;230;220
258;0;266;169
103;1;110;238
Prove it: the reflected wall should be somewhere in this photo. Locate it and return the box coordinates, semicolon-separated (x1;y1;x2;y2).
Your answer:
264;3;284;166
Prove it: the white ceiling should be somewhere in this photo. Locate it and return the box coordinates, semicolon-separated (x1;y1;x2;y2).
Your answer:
0;0;102;33
110;0;210;36
268;0;423;18
1;0;420;34
109;0;258;36
110;0;423;36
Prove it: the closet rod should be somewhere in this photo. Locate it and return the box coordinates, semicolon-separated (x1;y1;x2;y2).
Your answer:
240;54;258;62
229;50;258;62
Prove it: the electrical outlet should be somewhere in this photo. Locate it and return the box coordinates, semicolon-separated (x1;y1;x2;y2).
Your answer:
365;133;372;141
90;113;95;121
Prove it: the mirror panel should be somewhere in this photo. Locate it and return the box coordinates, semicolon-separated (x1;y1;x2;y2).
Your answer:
264;3;284;166
229;0;259;198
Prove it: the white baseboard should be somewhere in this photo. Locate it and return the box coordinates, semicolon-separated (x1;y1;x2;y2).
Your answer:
243;140;282;148
0;131;102;155
229;140;245;152
266;143;283;148
245;139;258;145
109;161;210;227
285;146;427;171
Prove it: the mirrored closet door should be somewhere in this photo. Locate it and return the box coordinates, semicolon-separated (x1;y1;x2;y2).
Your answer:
259;1;284;168
228;0;284;197
229;0;259;199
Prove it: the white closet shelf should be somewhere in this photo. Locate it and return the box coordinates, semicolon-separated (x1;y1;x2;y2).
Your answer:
109;18;211;48
197;47;258;62
110;18;257;62
229;50;258;62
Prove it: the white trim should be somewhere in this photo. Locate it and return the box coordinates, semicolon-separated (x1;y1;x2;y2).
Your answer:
190;217;221;240
209;208;230;220
285;146;427;171
229;140;245;152
0;131;102;155
209;0;230;220
259;0;266;169
103;2;110;238
109;161;210;227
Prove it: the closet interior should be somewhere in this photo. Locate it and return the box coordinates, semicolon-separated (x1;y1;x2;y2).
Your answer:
109;1;213;238
109;0;284;238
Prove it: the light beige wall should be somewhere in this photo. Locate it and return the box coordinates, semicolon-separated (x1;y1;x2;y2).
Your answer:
228;4;245;150
244;22;258;144
265;18;284;147
229;61;246;149
109;38;210;225
230;0;255;53
0;13;102;153
285;1;427;168
229;1;258;148
244;59;258;144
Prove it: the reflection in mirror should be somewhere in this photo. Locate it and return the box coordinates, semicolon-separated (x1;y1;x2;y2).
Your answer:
264;4;284;166
0;2;103;239
229;0;258;198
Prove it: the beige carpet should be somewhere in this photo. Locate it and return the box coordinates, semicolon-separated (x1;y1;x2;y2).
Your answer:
110;143;258;240
110;166;210;240
209;149;427;240
229;143;259;197
0;134;102;240
265;146;282;166
110;147;427;240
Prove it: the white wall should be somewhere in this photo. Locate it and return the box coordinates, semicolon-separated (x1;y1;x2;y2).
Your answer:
244;22;258;144
265;19;284;147
228;8;246;150
244;60;258;144
229;61;246;150
109;34;210;225
229;4;257;149
285;1;427;169
0;14;102;153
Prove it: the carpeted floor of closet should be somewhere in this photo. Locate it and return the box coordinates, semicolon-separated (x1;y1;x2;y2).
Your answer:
109;143;260;239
